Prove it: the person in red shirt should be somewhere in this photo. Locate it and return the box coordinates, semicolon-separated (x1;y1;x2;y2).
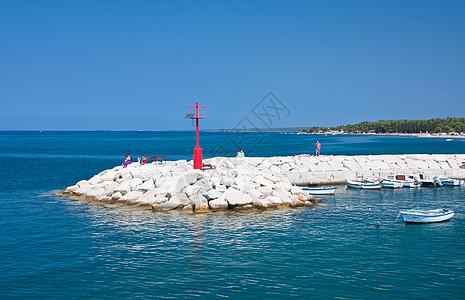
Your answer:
141;155;148;165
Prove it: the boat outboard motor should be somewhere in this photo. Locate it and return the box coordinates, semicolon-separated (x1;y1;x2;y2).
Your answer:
433;176;443;187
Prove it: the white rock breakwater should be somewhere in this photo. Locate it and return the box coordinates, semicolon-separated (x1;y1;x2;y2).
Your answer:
60;154;465;213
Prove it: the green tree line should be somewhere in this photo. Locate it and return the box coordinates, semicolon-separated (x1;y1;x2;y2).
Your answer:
302;118;465;134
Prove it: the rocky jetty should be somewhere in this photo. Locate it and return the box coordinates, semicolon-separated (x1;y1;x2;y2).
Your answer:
60;154;465;213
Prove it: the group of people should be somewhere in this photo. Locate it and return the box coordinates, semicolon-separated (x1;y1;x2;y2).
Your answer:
122;154;148;168
122;142;320;166
236;150;245;158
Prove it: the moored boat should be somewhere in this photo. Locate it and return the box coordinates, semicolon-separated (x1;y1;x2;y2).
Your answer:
414;174;443;187
399;209;454;223
301;186;337;195
382;174;421;188
440;177;463;186
381;180;403;189
345;179;381;190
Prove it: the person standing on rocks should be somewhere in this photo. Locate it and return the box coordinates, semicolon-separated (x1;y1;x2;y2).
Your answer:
316;141;321;156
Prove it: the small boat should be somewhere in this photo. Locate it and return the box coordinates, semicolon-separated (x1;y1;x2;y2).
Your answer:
414;174;443;187
381;180;403;189
345;179;381;190
399;209;454;223
440;177;462;186
382;174;421;188
363;177;381;183
301;186;337;195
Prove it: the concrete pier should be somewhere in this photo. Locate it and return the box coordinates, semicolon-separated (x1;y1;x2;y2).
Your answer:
281;154;465;185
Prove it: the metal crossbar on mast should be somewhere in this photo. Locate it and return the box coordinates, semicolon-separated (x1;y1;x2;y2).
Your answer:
186;101;205;170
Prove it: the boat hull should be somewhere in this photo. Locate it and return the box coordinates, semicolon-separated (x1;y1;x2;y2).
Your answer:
401;209;454;223
440;178;462;186
402;181;421;188
419;180;440;187
381;181;403;189
415;174;443;187
346;180;381;190
382;175;418;188
301;187;337;195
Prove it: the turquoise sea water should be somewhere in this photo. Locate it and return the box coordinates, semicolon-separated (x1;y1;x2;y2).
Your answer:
1;131;465;299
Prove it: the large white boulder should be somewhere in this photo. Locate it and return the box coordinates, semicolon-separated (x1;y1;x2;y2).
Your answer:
190;193;208;204
274;182;292;193
138;189;159;205
115;181;132;195
136;180;155;192
224;192;253;207
262;173;278;184
233;176;246;190
153;201;179;211
194;201;210;213
265;195;283;207
220;176;235;187
111;191;123;200
116;173;132;183
209;198;229;211
216;184;227;193
253;175;274;187
156;193;189;210
184;185;200;198
88;175;102;185
153;194;169;204
99;170;116;182
130;178;143;190
65;184;79;193
121;191;143;202
258;186;273;196
87;187;106;199
252;198;271;209
248;188;263;200
203;189;221;201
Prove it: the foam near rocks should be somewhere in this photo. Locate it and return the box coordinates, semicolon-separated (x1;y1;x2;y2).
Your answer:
60;154;465;213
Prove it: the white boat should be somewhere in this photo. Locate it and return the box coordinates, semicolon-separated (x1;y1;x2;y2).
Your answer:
440;177;463;186
345;179;381;190
381;180;403;189
382;174;421;188
301;186;337;195
414;173;443;187
399;209;454;223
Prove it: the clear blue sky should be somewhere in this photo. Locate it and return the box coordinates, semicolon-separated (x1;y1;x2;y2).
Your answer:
1;0;464;130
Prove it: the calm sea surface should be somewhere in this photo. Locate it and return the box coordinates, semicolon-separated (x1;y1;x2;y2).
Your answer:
1;131;464;299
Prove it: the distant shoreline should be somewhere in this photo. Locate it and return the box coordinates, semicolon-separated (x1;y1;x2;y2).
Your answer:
297;132;465;139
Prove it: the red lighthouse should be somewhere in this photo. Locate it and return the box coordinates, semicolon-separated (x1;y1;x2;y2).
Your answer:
186;101;205;170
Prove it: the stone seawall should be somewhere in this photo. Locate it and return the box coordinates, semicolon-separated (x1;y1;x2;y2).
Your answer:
60;154;465;213
283;154;465;185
